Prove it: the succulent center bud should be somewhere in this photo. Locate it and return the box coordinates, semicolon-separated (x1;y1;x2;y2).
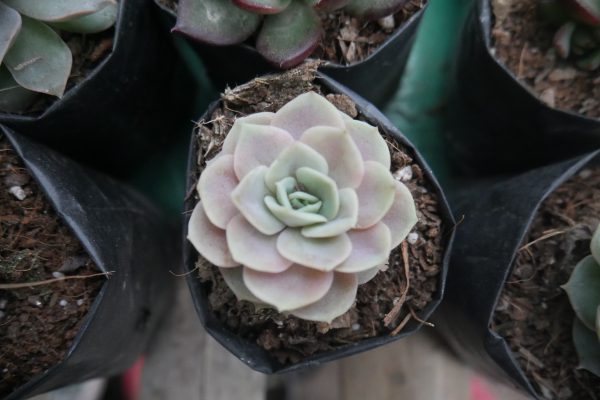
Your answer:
273;177;323;214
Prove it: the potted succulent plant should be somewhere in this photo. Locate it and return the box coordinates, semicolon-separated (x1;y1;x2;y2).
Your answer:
435;150;600;398
445;0;600;175
183;64;454;372
0;0;194;177
0;126;175;399
155;0;427;106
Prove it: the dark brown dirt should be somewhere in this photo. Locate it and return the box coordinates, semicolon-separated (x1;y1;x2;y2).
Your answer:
190;63;445;364
0;135;104;396
161;0;425;65
491;0;600;119
492;167;600;399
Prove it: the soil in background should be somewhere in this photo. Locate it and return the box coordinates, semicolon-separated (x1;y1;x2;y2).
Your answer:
491;0;600;119
0;135;103;396
191;64;446;364
492;167;600;399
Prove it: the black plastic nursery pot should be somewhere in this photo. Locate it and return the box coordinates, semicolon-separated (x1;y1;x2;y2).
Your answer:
155;1;426;107
0;0;195;178
445;0;600;176
434;150;600;398
0;127;175;400
182;68;455;374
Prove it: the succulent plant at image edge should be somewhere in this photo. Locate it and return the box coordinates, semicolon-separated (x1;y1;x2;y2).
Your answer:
562;224;600;377
540;0;600;70
188;92;418;323
0;0;118;112
173;0;410;68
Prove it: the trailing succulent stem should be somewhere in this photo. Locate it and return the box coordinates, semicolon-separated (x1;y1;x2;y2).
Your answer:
0;0;118;112
540;0;600;70
562;224;600;377
173;0;409;68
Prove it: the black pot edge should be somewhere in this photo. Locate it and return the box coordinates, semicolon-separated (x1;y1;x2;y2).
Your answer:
181;71;455;374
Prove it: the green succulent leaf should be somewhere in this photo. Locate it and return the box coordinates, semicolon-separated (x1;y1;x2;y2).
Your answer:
233;0;292;14
173;0;261;46
573;317;600;377
309;0;350;11
344;0;408;20
0;65;36;112
0;2;21;64
596;305;600;338
49;2;118;34
2;0;115;22
4;17;71;98
591;224;600;264
256;0;322;68
565;0;600;27
563;255;600;331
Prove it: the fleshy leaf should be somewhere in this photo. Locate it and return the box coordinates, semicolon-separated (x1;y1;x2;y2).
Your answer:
222;113;275;155
234;124;294;179
381;180;418;248
197;154;238;229
231;166;285;235
49;2;118;33
256;1;322;68
173;0;261;46
0;2;21;65
3;0;114;22
277;228;352;271
271;92;345;139
289;272;358;323
356;266;381;284
335;223;392;273
345;119;391;169
565;0;600;27
312;0;351;12
554;22;576;58
4;17;72;97
592;225;600;264
233;0;292;14
563;255;600;330
188;202;238;268
300;126;364;189
227;215;293;273
265;142;328;192
243;264;334;311
220;267;264;304
355;161;396;229
0;66;37;112
264;196;328;226
302;188;358;238
295;167;340;220
573;317;600;377
344;0;409;20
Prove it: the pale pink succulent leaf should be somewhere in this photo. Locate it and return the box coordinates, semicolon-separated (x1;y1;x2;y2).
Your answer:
301;188;358;238
355;161;396;229
3;0;114;22
289;272;358;323
271;92;345;139
335;223;392;273
230;166;285;235
243;264;334;311
233;123;295;179
277;228;352;271
300;126;364;189
264;196;328;226
381;180;418;248
48;2;117;34
356;265;382;284
222;113;275;155
264;142;329;192
0;3;21;65
226;215;293;273
345;119;391;169
219;267;264;304
187;202;238;268
295;167;340;219
197;154;239;229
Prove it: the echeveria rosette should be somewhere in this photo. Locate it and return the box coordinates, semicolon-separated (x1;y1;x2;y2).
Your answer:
0;0;118;112
540;0;600;70
562;224;600;376
173;0;409;69
187;92;418;323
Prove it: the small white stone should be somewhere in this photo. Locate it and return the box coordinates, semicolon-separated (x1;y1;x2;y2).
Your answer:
8;186;26;201
59;299;68;307
394;166;413;182
579;169;592;179
377;15;395;30
407;232;419;244
351;323;361;331
52;271;65;279
76;299;84;306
